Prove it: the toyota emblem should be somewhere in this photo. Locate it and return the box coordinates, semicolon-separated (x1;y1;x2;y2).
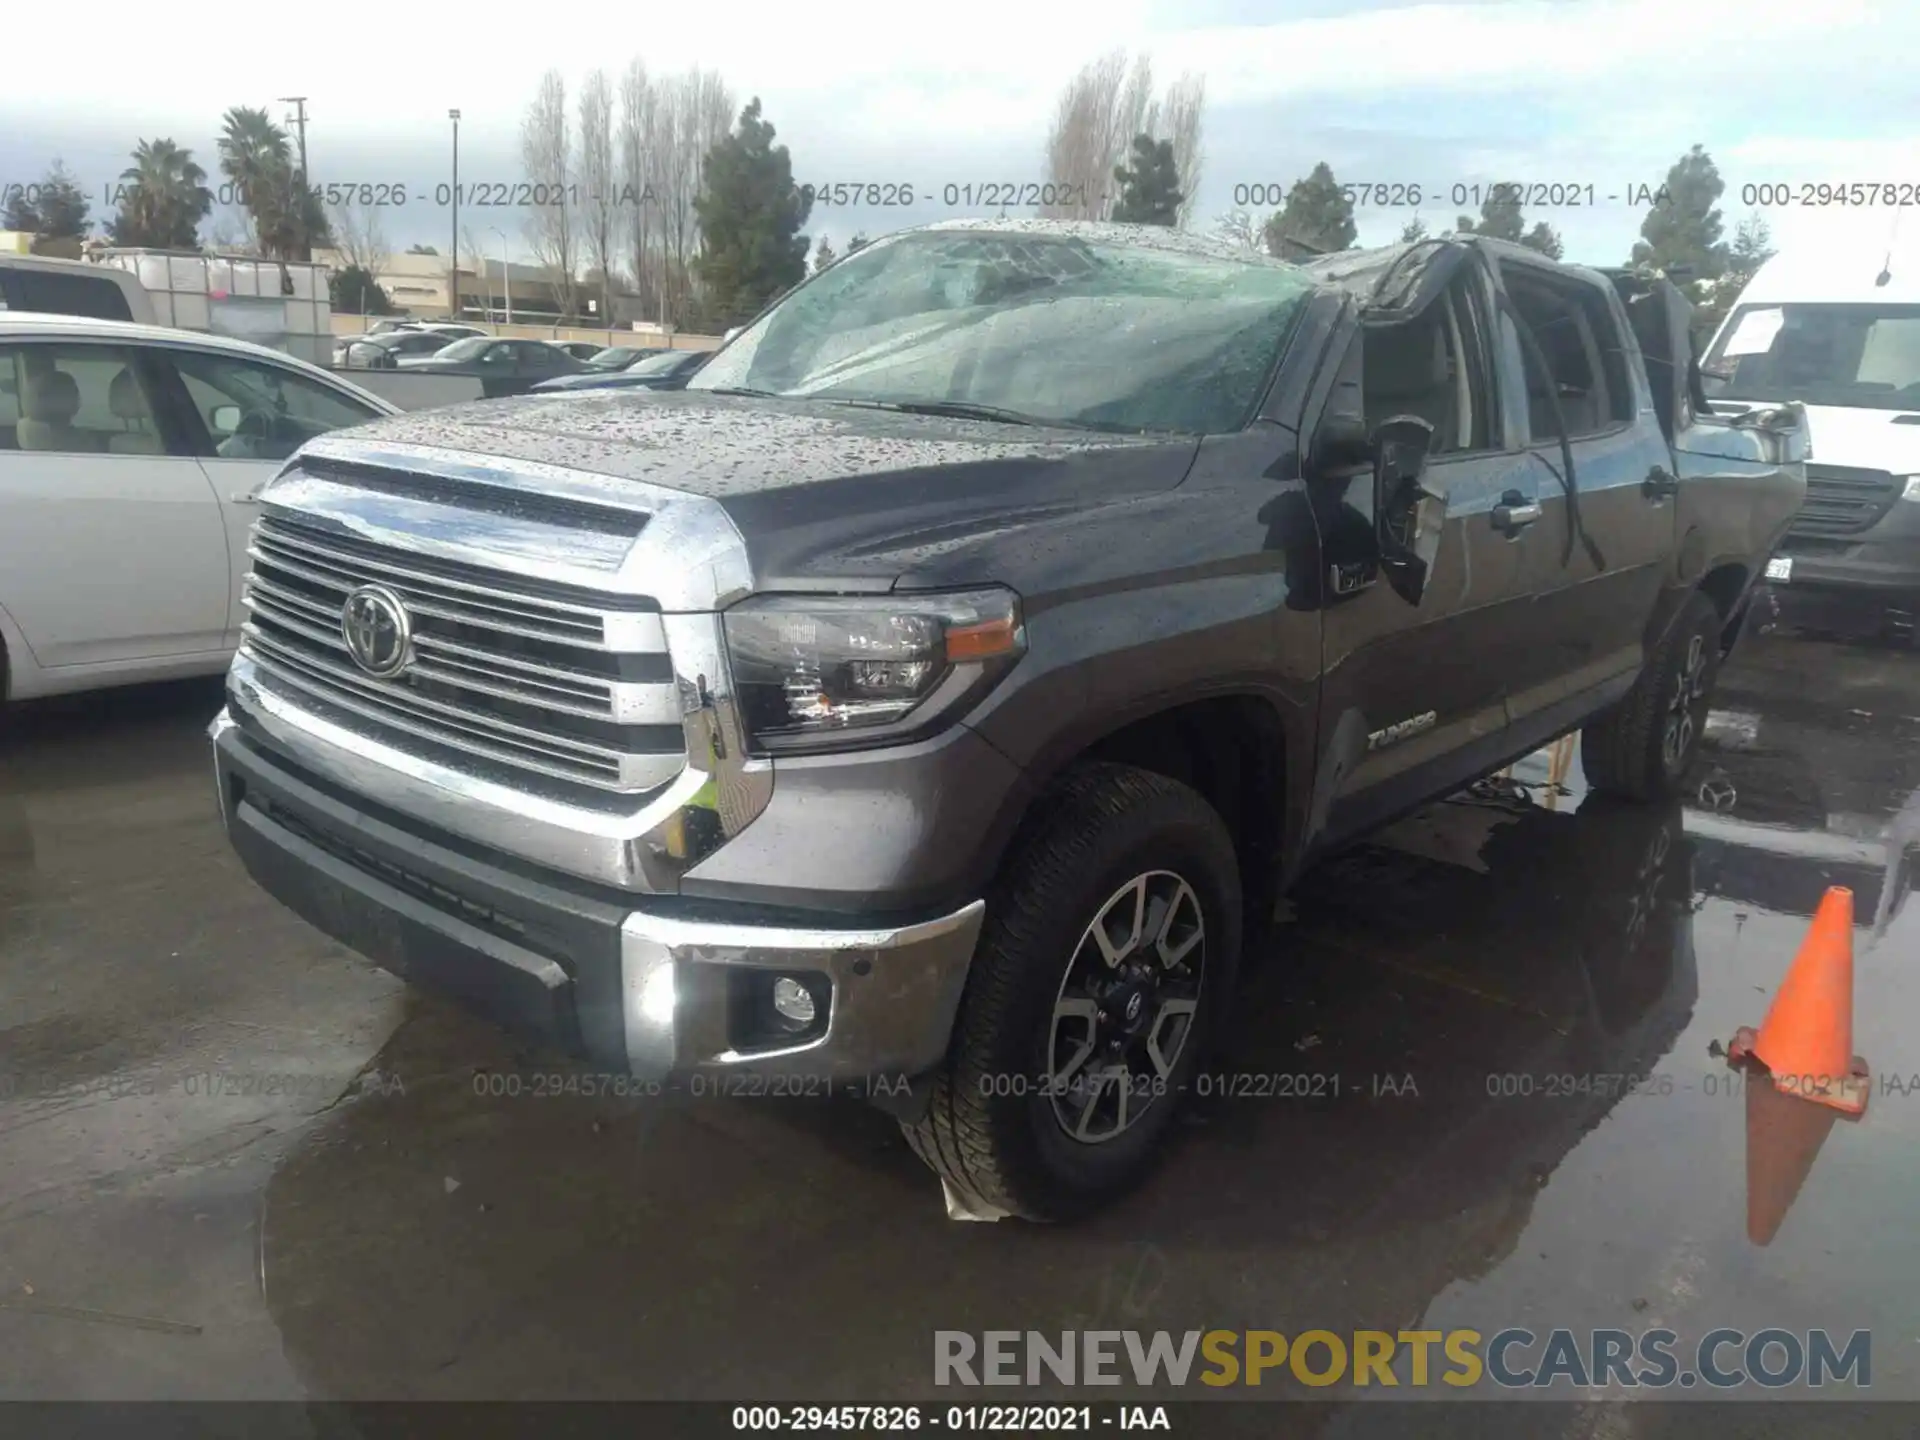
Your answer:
340;585;411;678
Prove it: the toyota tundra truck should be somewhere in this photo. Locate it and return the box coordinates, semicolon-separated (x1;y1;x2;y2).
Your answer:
210;221;1807;1221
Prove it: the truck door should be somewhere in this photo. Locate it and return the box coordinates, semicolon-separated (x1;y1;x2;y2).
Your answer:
1493;257;1679;755
1305;269;1537;852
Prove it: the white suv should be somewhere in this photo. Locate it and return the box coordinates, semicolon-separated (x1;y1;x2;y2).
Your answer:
0;312;399;703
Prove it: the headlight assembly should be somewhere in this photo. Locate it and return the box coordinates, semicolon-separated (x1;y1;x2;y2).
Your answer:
722;588;1025;753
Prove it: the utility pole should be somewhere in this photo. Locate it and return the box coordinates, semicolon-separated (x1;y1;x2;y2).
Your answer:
448;109;462;320
278;96;309;259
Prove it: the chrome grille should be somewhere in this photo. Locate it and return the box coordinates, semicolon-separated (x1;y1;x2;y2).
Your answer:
1787;464;1901;539
241;515;685;793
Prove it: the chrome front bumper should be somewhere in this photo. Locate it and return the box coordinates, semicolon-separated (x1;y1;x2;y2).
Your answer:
212;709;985;1084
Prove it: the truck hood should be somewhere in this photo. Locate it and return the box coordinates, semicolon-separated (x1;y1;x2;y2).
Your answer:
1711;400;1920;475
316;389;1199;587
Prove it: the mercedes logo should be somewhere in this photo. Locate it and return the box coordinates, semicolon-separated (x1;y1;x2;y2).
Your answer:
340;585;411;679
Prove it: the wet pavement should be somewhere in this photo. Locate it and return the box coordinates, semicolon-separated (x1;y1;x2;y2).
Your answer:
1;630;1916;1423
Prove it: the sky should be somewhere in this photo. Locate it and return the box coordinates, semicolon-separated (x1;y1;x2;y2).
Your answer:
4;0;1918;272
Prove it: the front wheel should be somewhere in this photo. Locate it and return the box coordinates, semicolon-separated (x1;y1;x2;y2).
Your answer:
902;763;1241;1222
1581;591;1723;802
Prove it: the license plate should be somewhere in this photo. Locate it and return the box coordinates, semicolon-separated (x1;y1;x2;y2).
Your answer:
1765;556;1792;582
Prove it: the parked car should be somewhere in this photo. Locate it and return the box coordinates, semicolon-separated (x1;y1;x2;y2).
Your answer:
1700;244;1920;643
0;312;398;703
394;335;586;396
210;221;1806;1221
583;345;667;371
528;347;707;393
335;330;459;368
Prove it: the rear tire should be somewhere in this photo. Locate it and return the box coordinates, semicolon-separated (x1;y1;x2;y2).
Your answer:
1582;592;1723;802
902;763;1241;1222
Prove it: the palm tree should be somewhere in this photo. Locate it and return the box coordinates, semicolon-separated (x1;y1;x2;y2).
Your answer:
108;139;212;249
218;106;296;254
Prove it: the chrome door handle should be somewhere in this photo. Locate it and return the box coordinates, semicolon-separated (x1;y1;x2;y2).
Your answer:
1643;465;1681;500
1492;497;1542;534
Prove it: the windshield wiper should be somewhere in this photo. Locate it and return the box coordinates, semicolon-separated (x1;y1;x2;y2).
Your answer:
831;398;1055;428
702;385;782;398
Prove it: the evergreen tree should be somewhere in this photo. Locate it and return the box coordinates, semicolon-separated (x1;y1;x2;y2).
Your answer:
1261;163;1356;258
2;161;91;241
1630;143;1729;303
693;97;813;328
1109;133;1182;226
812;235;838;274
1520;221;1565;260
846;232;870;255
329;264;395;315
1454;190;1563;259
1398;215;1429;244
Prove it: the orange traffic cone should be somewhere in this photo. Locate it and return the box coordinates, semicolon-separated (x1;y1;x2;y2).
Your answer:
1729;887;1870;1115
1744;1069;1840;1245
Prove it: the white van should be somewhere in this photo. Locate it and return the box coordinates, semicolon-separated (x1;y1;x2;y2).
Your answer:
1700;246;1920;638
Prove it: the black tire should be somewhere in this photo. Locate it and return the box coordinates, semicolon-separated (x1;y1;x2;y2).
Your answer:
1582;591;1723;802
902;763;1241;1222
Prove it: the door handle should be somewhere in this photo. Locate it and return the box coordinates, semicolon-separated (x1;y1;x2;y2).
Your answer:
1492;493;1542;535
230;491;263;505
1643;465;1681;500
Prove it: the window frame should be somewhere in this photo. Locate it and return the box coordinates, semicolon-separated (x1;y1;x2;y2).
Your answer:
142;342;388;459
1359;267;1505;459
0;338;196;456
1499;259;1636;443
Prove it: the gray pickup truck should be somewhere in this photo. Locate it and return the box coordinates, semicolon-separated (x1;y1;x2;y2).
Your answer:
210;221;1806;1220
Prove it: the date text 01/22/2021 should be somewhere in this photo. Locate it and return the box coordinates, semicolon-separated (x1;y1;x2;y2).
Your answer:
731;1405;1170;1432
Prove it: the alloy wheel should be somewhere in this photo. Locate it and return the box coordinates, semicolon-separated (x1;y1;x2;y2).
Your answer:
1046;870;1205;1144
1661;632;1712;774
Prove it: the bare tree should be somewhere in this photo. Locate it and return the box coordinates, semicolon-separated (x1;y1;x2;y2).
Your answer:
1161;73;1206;229
1041;50;1128;220
327;193;388;273
618;57;661;321
578;69;618;327
1211;209;1261;252
521;68;579;320
1042;52;1208;228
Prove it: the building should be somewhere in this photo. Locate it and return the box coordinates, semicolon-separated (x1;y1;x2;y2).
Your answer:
314;248;637;327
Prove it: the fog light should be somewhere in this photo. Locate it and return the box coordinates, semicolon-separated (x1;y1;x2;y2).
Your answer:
771;976;817;1029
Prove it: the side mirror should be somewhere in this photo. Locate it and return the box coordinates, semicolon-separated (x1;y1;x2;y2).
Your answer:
210;404;242;436
1372;415;1444;606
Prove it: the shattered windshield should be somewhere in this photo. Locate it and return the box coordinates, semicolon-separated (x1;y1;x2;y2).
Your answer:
688;231;1315;434
1703;302;1920;409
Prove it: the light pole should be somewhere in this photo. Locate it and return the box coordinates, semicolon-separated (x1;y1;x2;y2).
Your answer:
448;108;461;320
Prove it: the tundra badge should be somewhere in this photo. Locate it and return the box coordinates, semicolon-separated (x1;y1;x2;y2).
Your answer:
1367;710;1437;752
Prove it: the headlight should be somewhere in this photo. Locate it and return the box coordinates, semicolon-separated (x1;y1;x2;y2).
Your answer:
1902;476;1920;501
722;588;1025;753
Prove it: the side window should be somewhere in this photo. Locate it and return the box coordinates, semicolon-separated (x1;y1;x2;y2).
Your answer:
1360;276;1495;455
480;343;514;367
1504;269;1634;441
164;349;383;462
0;341;170;456
0;268;136;322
